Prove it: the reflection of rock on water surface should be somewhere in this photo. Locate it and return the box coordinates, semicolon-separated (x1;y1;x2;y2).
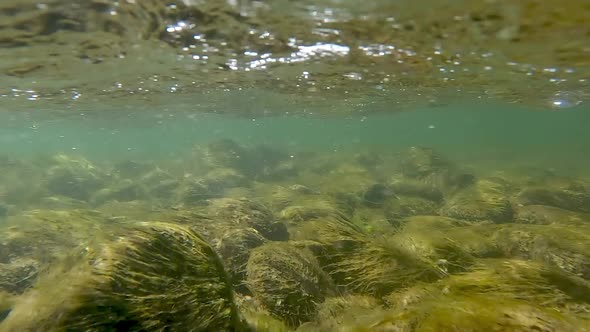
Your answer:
1;0;588;112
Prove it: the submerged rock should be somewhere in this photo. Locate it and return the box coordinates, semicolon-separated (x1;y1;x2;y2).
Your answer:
0;258;39;294
111;160;155;179
90;179;148;206
2;222;245;331
361;183;396;207
217;227;267;293
202;139;249;171
396;216;501;262
375;292;589;332
0;209;117;271
517;182;590;213
246;242;334;327
514;204;590;225
384;196;440;225
397;146;475;192
292;216;440;297
297;295;382;331
492;224;590;279
388;176;445;202
44;154;109;201
177;178;220;205
441;179;513;223
202;167;249;190
207;197;289;241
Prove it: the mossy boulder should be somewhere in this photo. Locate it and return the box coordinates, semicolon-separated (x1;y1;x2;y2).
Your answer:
374;293;589;332
292;217;440;297
396;216;501;260
373;259;590;331
90;179;148;206
246;242;334;327
384;196;440;226
207;197;289;241
492;224;590;279
2;222;245;331
217;227;267;293
388;176;444;202
514;204;590;225
44;154;109;201
0;209;117;268
255;184;351;222
517;182;590;213
441;179;514;223
202;139;249;171
396;146;475;192
176;178;220;205
296;295;383;331
0;258;39;294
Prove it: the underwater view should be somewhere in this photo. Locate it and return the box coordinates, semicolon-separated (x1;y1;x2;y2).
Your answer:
1;0;590;331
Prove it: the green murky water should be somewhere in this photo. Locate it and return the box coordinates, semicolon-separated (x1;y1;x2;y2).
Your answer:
1;1;590;331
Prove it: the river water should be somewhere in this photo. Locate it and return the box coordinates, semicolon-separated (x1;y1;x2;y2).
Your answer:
1;1;589;331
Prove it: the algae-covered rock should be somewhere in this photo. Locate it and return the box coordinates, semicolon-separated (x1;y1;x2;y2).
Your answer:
278;202;348;223
265;183;354;224
1;222;244;332
514;204;590;225
396;146;475;192
328;239;441;297
436;259;590;310
441;178;514;223
44;154;109;201
202;167;249;190
292;217;440;297
296;295;382;331
399;146;448;178
361;183;396;207
517;182;590;213
203;139;248;168
111;160;156;179
90;179;148;206
37;196;88;210
235;294;292;332
96;200;161;221
217;227;267;293
140;169;180;200
396;216;500;263
373;258;590;331
208;197;289;241
177;178;220;205
289;216;368;260
0;258;39;294
0;209;117;268
388;176;444;202
375;293;589;332
350;206;395;235
246;242;334;327
384;196;440;226
492;224;590;279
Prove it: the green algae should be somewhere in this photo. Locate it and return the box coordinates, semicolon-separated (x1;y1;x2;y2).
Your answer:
1;222;245;332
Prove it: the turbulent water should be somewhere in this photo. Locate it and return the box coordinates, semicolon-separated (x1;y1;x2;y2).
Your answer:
1;1;590;331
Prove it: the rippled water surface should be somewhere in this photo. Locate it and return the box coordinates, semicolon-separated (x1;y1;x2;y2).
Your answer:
1;1;590;331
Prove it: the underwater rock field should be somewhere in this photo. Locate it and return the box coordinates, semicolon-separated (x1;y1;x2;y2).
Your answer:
0;140;589;331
